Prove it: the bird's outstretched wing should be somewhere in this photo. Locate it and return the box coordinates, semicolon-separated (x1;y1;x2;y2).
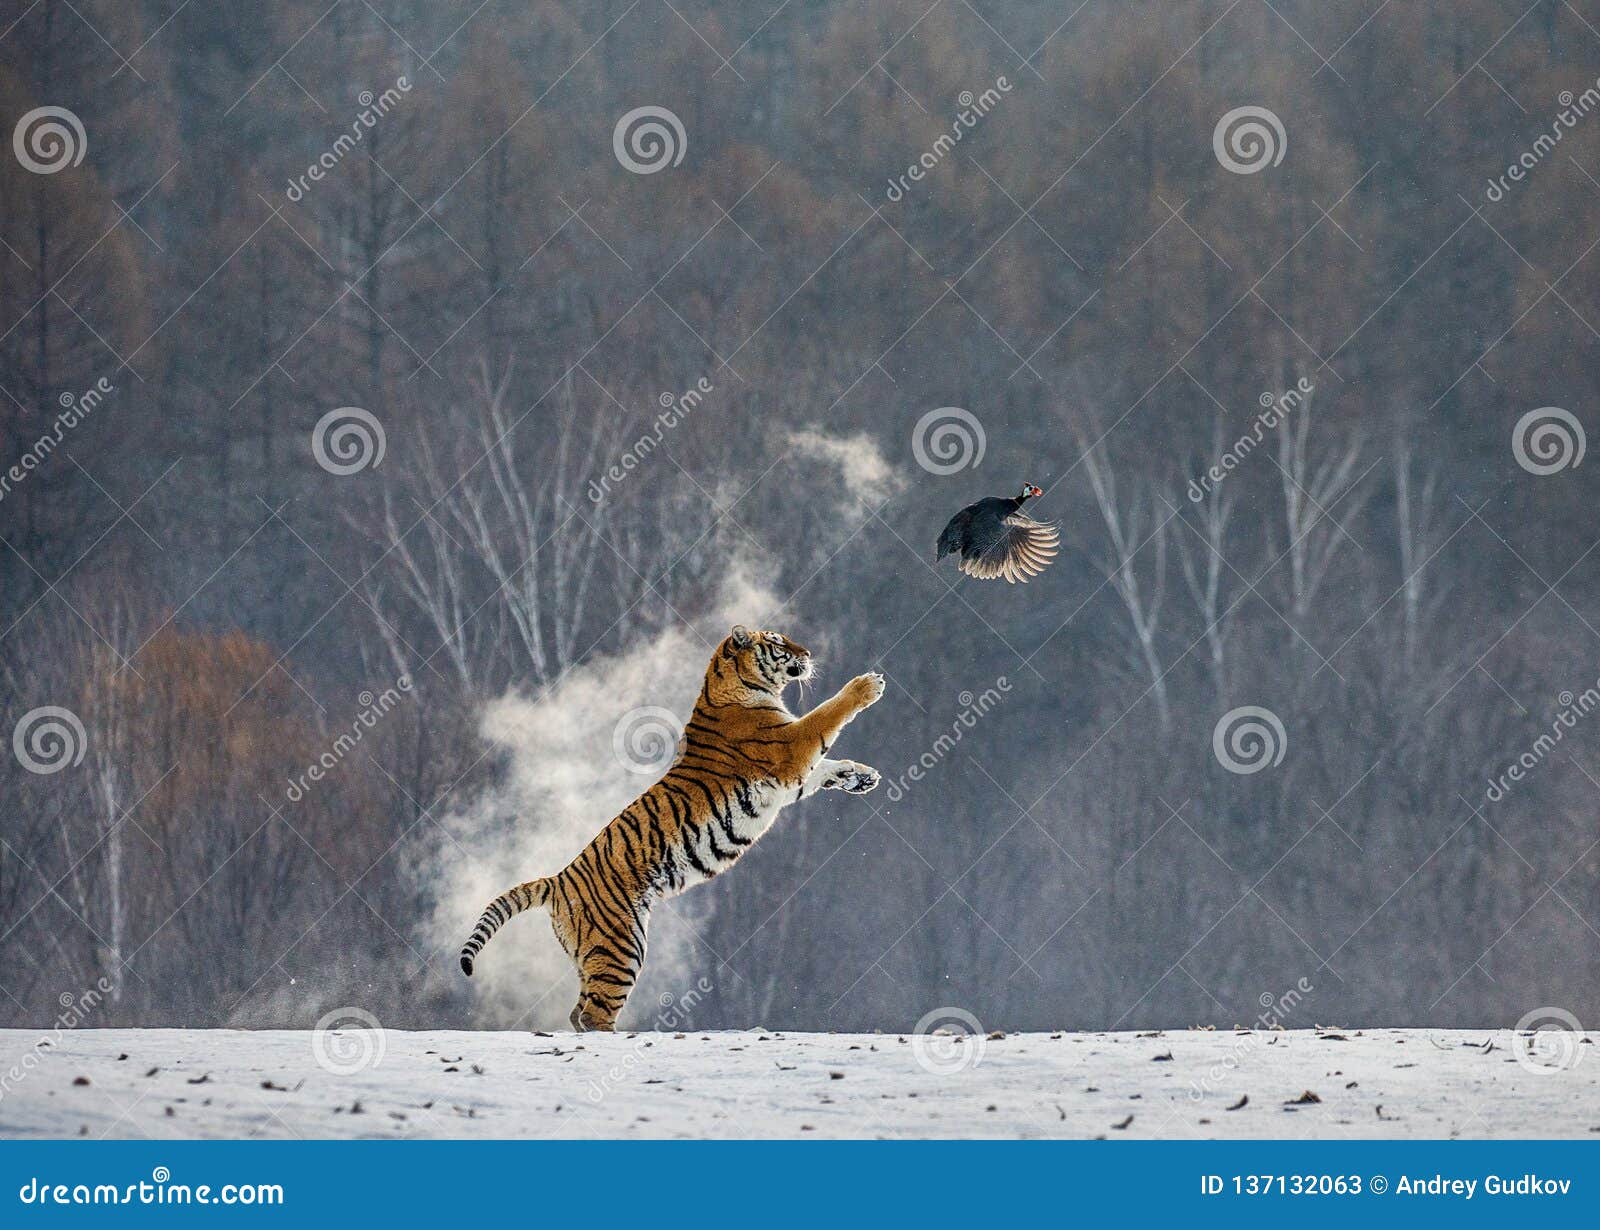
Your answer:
958;513;1060;583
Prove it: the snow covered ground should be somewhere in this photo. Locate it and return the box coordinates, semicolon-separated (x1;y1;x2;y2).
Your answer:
1;1027;1594;1139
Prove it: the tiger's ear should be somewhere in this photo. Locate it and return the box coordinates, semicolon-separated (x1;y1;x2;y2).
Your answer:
730;624;753;648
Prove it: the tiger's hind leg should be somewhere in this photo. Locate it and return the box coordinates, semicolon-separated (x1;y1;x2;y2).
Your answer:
570;948;642;1032
568;901;649;1032
542;882;631;1032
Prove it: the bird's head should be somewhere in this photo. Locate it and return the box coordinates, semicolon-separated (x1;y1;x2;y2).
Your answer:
1020;483;1043;500
717;624;815;699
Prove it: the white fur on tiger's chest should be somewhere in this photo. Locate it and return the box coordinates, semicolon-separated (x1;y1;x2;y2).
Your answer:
728;779;788;844
673;780;789;892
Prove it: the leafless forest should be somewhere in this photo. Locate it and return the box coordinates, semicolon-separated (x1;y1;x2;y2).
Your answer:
2;0;1599;1034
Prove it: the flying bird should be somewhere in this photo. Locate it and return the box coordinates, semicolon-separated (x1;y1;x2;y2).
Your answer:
935;483;1060;583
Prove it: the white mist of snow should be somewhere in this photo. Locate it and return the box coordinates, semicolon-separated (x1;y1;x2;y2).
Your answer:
787;427;905;510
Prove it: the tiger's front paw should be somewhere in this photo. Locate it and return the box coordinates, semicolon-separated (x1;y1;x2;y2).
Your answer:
845;671;886;710
826;761;881;794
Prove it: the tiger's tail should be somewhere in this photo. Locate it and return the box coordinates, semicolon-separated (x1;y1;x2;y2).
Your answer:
459;877;553;976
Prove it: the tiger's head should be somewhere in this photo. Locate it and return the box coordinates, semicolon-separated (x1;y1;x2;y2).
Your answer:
713;624;814;701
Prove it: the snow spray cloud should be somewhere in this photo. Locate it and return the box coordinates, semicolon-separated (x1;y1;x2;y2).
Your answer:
414;549;785;1029
787;427;906;514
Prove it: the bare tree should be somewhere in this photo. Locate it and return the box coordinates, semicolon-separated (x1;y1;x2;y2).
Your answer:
1175;424;1236;707
1078;435;1171;731
365;359;642;697
1392;440;1445;673
1271;380;1369;628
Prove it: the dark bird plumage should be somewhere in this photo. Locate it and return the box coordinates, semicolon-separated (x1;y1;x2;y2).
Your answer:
935;483;1060;583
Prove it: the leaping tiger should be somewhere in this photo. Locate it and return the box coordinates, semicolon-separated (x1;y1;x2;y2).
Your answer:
459;624;885;1031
